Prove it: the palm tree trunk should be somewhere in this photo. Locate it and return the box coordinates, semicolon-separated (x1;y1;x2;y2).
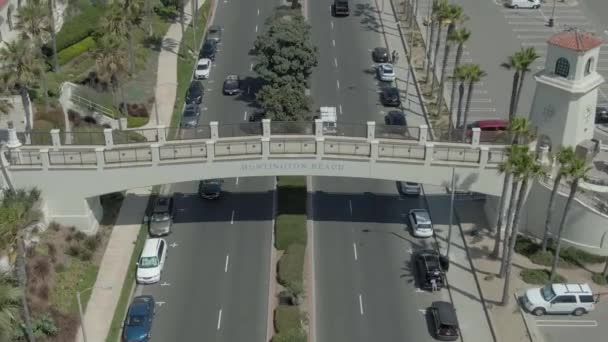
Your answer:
456;81;464;128
501;176;533;306
19;87;33;134
500;179;520;277
179;0;185;38
492;172;512;258
431;20;443;93
460;79;475;141
16;238;36;342
550;179;579;281
127;33;135;75
436;24;454;119
508;71;520;123
513;70;527;118
146;0;153;37
192;0;197;51
40;74;50;116
449;44;463;125
542;173;562;251
48;0;59;72
425;6;436;82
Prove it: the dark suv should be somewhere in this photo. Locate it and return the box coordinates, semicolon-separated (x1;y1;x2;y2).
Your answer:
430;301;460;341
333;0;349;16
148;196;174;236
200;39;217;60
186;81;204;104
198;179;222;200
414;249;448;291
380;87;401;107
223;75;241;95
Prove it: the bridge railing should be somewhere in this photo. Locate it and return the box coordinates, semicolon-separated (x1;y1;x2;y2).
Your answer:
4;120;511;170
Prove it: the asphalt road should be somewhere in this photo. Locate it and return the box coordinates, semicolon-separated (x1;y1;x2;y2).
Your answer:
137;0;277;340
309;1;450;340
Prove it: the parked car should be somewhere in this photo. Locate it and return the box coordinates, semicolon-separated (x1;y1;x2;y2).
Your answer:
181;104;201;128
223;75;241;95
429;301;460;341
185;81;204;104
398;181;420;196
332;0;350;16
414;249;449;291
122;295;155;342
596;106;608;124
465;119;508;143
147;195;174;237
206;25;222;42
385;110;406;126
377;63;396;82
248;109;267;122
198;179;222;199
522;283;596;316
194;58;212;79
199;39;217;60
372;47;390;63
136;238;167;284
505;0;541;9
380;87;401;107
408;209;434;238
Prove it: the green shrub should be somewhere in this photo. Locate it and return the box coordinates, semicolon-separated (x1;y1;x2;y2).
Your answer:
276;215;307;250
277;244;305;295
58;37;96;65
275;305;301;333
514;235;540;257
55;2;104;51
592;273;608;285
84;234;102;251
272;329;307;342
127;115;149;128
560;247;605;266
520;269;566;285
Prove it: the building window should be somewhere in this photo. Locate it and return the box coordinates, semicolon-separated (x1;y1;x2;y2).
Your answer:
585;58;593;75
555;58;570;78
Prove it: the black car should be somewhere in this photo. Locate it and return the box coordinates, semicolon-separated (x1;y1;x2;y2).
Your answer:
414;249;448;291
372;47;390;63
385;110;406;126
198;179;222;199
199;39;217;60
380;87;401;107
430;301;460;341
596;106;608;124
206;25;222;43
333;0;349;16
181;104;200;128
223;75;241;95
248;109;266;122
185;81;204;104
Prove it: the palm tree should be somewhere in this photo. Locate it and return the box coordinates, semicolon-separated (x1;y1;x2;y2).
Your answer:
453;64;468;130
0;273;21;341
7;4;15;30
502;48;540;122
549;158;591;281
460;63;486;141
178;0;186;38
0;41;44;136
145;0;154;37
435;4;464;118
501;153;546;305
99;4;132;74
425;0;440;82
0;99;13;115
430;0;449;92
448;28;470;129
124;0;145;74
541;146;575;251
94;35;130;110
47;0;59;72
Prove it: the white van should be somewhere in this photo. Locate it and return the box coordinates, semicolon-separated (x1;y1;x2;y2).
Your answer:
523;283;596;316
506;0;541;9
136;238;168;284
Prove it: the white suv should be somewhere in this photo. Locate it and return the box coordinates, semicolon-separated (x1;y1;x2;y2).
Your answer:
136;238;168;284
523;283;596;316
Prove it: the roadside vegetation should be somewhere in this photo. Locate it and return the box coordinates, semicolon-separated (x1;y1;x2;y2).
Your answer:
273;176;307;342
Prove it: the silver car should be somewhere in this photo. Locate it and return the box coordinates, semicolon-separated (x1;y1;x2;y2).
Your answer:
148;196;174;236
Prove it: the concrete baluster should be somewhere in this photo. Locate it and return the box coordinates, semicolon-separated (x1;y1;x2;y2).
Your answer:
39;148;50;171
315;137;325;160
206;141;215;161
150;143;160;165
315;119;323;138
367;121;376;141
7;126;22;149
262;119;271;138
95;147;105;170
424;143;434;166
370;140;379;161
210;121;219;140
104;129;114;147
419;125;428;145
479;146;489;169
156;125;167;144
50;129;61;147
471;127;481;147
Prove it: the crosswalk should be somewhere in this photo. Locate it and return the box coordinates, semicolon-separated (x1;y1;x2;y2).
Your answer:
498;2;608;105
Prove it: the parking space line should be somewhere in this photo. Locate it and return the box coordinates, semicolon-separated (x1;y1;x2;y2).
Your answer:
336;79;340;89
339;104;343;114
230;210;235;224
334;58;338;67
469;108;497;112
353;243;358;261
217;309;223;330
332;39;336;47
517;35;551;39
535;319;597;327
469;99;492;103
513;28;553;32
358;294;364;315
225;254;229;272
243;111;247;120
521;42;546;46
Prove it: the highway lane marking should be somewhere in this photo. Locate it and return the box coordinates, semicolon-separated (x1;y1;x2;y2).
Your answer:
469;99;492;103
217;309;223;330
160;282;171;286
418;309;426;315
353;243;358;261
331;21;334;30
243;111;248;120
255;25;258;33
349;200;352;215
332;39;336;47
230;210;235;224
250;63;253;71
235;177;239;185
358;294;364;315
334;58;338;67
469;108;497;112
513;28;553;32
225;254;230;272
336;80;340;89
257;8;260;16
517;35;552;39
339;104;343;115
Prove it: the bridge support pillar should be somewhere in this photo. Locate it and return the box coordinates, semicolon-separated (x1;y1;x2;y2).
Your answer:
104;128;114;147
39;149;50;170
471;127;481;147
315;137;324;159
479;146;489;169
45;195;103;234
156;125;167;144
95;147;105;170
424;143;434;166
50;129;61;147
367;121;376;141
370;140;379;161
150;144;160;164
206;141;215;161
419;125;428;145
262;119;271;137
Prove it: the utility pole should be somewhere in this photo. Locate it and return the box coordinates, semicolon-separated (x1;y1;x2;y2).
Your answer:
446;167;456;257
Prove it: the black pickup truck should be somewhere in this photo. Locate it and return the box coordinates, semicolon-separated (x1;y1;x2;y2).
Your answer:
414;250;449;291
333;0;350;16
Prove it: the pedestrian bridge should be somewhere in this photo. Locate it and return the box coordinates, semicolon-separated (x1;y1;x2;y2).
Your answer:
1;120;516;231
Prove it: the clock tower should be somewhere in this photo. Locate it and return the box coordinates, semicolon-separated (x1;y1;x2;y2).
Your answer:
529;30;604;150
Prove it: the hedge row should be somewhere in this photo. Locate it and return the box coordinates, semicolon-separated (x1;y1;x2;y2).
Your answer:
55;2;104;52
277;244;305;295
275;215;307;251
58;37;96;65
274;305;300;334
271;328;306;342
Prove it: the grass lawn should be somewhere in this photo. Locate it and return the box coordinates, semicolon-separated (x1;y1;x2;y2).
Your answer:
276;215;307;250
274;305;301;333
51;259;100;314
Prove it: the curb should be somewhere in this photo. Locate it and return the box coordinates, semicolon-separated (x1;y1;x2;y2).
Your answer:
515;290;545;342
266;177;279;342
305;175;317;342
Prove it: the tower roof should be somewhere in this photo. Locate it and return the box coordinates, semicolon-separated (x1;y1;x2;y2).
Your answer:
548;31;603;52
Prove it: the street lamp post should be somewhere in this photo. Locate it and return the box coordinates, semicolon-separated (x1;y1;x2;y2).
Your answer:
548;0;557;27
446;167;456;257
77;286;112;342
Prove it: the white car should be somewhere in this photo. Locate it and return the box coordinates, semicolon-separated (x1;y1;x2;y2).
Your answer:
408;209;434;238
377;63;396;82
523;283;596;316
398;181;421;196
195;58;211;79
136;238;167;284
505;0;540;9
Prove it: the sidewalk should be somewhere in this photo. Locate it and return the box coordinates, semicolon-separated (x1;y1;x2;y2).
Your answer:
76;187;152;342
